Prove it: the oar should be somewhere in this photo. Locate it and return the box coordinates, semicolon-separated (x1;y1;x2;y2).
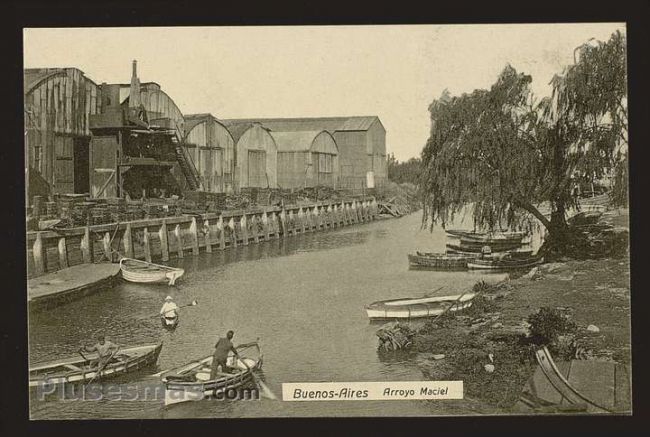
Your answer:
238;357;277;400
155;300;198;318
85;347;120;386
423;286;445;297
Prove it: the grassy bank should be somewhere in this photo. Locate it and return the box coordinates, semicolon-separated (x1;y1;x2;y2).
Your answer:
411;212;630;412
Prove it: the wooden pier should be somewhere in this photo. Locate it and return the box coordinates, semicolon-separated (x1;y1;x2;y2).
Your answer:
26;198;379;279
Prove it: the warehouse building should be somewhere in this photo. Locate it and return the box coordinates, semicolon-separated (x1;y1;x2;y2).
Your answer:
223;122;278;190
24;67;101;202
270;130;339;189
184;114;235;193
88;61;198;198
221;116;387;190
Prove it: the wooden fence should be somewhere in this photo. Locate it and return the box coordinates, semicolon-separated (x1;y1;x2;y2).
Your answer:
26;198;379;279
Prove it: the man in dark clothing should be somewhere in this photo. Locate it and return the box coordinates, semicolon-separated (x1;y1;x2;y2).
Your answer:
210;330;239;379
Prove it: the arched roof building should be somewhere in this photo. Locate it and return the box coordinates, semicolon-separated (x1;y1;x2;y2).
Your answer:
270;130;339;188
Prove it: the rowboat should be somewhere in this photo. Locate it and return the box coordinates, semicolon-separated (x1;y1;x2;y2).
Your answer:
29;343;163;388
446;245;534;258
445;229;482;238
467;255;543;271
162;341;263;406
161;314;179;330
460;232;526;244
365;293;476;320
446;242;526;254
408;252;477;270
120;258;184;286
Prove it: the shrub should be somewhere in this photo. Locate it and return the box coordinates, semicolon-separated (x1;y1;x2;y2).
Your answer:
527;307;577;345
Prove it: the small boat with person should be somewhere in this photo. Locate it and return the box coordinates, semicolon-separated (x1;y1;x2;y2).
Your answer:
365;293;476;320
29;343;163;388
161;341;264;406
120;257;185;286
161;314;179;330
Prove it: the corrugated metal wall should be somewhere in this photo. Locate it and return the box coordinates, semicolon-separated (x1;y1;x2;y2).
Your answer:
185;117;235;192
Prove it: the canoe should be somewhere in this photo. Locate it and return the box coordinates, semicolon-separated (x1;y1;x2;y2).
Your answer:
162;341;263;406
120;258;184;286
408;252;477;270
467;255;543;271
161;314;179;330
365;293;476;320
29;343;162;388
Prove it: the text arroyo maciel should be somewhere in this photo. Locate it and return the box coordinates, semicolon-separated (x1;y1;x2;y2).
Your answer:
282;381;463;401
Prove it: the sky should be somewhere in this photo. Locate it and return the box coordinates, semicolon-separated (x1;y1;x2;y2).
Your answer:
24;23;625;161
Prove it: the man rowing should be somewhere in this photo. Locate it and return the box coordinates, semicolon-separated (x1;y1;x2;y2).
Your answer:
210;330;239;379
79;335;119;370
160;295;179;319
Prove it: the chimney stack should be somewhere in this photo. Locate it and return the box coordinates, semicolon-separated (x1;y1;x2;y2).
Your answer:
129;60;141;108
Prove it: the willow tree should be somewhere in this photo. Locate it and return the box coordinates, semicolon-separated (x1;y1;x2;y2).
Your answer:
421;31;627;254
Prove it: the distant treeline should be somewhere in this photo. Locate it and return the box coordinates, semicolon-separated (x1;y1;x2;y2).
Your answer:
387;154;422;186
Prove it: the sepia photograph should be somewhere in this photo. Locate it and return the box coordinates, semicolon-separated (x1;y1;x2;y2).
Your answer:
23;23;630;419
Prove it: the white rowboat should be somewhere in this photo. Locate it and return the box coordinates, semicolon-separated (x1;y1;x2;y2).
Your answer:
365;293;476;320
120;258;185;286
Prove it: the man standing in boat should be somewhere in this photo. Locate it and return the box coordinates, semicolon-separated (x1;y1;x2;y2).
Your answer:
80;335;119;369
210;330;239;379
160;296;179;319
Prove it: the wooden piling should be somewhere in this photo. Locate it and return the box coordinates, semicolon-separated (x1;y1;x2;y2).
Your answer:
288;210;295;236
103;232;112;262
229;218;237;248
217;215;225;250
241;215;248;245
174;224;184;258
204;219;212;253
159;220;170;262
262;211;270;241
280;210;287;238
81;226;93;263
252;215;260;243
190;217;200;255
58;237;68;269
271;212;280;239
143;227;152;262
33;232;45;276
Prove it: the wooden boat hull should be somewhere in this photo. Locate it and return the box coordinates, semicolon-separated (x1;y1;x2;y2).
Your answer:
446;242;525;254
162;342;263;406
365;293;476;320
120;258;184;286
468;256;543;271
408;252;476;270
29;343;163;388
161;315;179;330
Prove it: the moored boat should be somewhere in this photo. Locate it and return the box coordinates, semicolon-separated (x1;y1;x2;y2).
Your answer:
120;258;185;286
446;242;527;254
365;293;476;320
467;255;543;271
29;343;163;388
446;245;534;258
162;341;263;406
408;252;477;270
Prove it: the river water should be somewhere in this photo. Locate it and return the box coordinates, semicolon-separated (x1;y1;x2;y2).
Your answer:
29;213;512;419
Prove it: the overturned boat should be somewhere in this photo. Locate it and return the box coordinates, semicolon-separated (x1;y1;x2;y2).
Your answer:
29;343;163;388
365;293;476;320
161;341;263;406
120;258;185;286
